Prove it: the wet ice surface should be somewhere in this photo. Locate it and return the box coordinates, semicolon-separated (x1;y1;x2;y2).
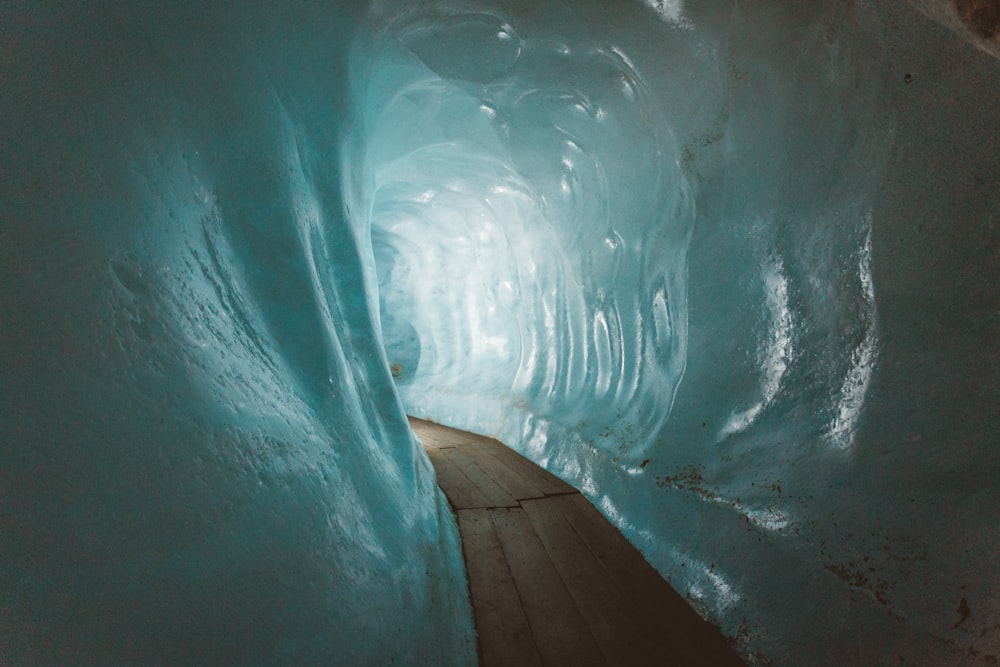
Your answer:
358;1;1000;664
2;1;999;665
0;4;474;665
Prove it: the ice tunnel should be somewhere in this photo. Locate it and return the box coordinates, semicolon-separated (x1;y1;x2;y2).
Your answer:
2;0;998;665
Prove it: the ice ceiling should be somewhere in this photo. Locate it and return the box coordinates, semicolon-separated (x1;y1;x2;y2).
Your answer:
2;1;998;665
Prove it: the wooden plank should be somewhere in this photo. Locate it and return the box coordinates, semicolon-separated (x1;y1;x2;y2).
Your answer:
414;416;743;666
425;447;494;510
419;437;454;451
410;416;472;442
458;509;543;667
550;494;744;666
490;507;606;667
458;440;547;501
476;438;577;497
521;498;657;664
410;417;574;496
443;447;520;508
549;494;671;599
410;418;462;450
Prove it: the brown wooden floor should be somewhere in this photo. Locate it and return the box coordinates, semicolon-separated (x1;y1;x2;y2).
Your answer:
410;417;745;667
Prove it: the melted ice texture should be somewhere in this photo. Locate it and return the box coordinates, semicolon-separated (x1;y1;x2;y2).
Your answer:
3;1;999;665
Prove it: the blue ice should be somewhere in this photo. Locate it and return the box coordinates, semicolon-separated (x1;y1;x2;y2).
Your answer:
2;1;998;665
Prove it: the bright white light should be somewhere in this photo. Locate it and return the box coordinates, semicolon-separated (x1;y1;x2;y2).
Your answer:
829;225;878;451
642;0;688;26
720;254;792;439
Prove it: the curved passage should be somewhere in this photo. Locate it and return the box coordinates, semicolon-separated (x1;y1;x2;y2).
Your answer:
349;0;889;658
411;417;744;667
2;1;999;666
349;7;693;450
350;2;1000;665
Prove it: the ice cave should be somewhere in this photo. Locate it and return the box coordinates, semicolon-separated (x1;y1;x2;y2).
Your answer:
2;0;998;664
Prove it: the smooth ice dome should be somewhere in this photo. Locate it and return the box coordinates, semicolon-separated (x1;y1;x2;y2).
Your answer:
2;1;998;665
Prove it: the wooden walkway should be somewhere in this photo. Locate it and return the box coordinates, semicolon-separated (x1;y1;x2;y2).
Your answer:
410;417;745;667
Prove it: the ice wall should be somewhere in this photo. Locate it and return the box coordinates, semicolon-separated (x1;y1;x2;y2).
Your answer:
0;3;475;665
3;0;999;665
359;0;1000;665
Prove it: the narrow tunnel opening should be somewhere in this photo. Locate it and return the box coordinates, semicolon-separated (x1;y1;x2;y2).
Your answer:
351;5;692;443
5;1;999;664
340;1;930;659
